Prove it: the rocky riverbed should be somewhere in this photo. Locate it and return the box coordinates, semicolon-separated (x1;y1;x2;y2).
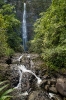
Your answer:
0;53;66;100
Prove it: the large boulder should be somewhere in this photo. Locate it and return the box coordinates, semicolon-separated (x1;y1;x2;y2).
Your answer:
56;78;66;96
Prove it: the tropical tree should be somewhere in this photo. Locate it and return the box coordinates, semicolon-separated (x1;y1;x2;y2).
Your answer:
0;4;22;52
0;14;12;57
30;0;66;69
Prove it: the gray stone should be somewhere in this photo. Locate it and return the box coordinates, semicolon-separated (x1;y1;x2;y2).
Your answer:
50;78;56;85
28;90;50;100
39;80;47;89
49;86;57;93
47;80;51;85
45;85;49;91
56;78;66;96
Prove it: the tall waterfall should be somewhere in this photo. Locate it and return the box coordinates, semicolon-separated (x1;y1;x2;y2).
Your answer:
22;3;27;51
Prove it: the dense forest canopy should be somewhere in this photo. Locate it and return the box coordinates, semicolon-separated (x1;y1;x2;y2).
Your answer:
30;0;66;69
0;2;22;57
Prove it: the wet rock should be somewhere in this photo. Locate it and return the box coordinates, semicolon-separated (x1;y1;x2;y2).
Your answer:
49;86;57;93
56;78;66;96
3;64;19;88
0;63;9;69
42;75;51;79
21;73;32;92
45;85;49;91
28;90;51;100
49;93;62;100
0;56;8;63
0;63;9;80
6;56;12;65
47;80;51;85
50;79;56;85
39;80;47;89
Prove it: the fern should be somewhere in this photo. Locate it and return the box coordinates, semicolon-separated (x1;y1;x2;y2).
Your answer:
0;81;13;100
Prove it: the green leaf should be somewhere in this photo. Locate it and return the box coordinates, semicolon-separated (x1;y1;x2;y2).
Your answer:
2;88;14;96
0;84;9;92
0;81;8;85
0;95;12;100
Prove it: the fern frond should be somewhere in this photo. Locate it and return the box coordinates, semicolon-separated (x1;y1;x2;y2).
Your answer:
0;95;12;100
2;88;14;96
0;84;9;92
0;81;8;85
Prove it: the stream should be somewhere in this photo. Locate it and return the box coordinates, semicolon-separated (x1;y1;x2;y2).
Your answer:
10;53;63;100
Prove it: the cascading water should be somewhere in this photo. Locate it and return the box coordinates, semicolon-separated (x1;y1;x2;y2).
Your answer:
17;55;23;62
12;54;61;100
15;54;42;88
15;68;22;89
15;55;42;98
22;3;27;51
18;65;42;85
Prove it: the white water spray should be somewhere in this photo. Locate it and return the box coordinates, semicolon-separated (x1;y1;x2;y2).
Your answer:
15;54;42;98
17;55;23;62
22;3;27;51
15;69;22;89
18;65;42;84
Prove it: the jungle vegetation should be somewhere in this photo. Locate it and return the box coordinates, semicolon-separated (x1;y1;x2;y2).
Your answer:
0;2;22;57
29;0;66;70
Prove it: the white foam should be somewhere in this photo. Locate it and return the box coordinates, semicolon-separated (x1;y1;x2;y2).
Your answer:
18;65;42;85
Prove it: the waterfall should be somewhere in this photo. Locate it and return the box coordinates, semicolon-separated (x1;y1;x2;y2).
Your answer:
22;3;27;51
18;65;42;85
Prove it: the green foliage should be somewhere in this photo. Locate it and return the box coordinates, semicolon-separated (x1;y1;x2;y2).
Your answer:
41;46;66;69
0;4;22;51
0;0;4;7
0;4;22;56
30;0;66;69
0;81;13;100
0;14;9;56
0;4;15;15
5;48;14;56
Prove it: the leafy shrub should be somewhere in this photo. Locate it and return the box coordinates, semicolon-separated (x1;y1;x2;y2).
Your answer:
31;0;66;70
5;48;15;56
41;46;66;70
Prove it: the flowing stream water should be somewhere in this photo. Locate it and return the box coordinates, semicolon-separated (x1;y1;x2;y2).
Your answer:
16;54;42;87
18;65;42;85
14;55;42;97
12;54;61;100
